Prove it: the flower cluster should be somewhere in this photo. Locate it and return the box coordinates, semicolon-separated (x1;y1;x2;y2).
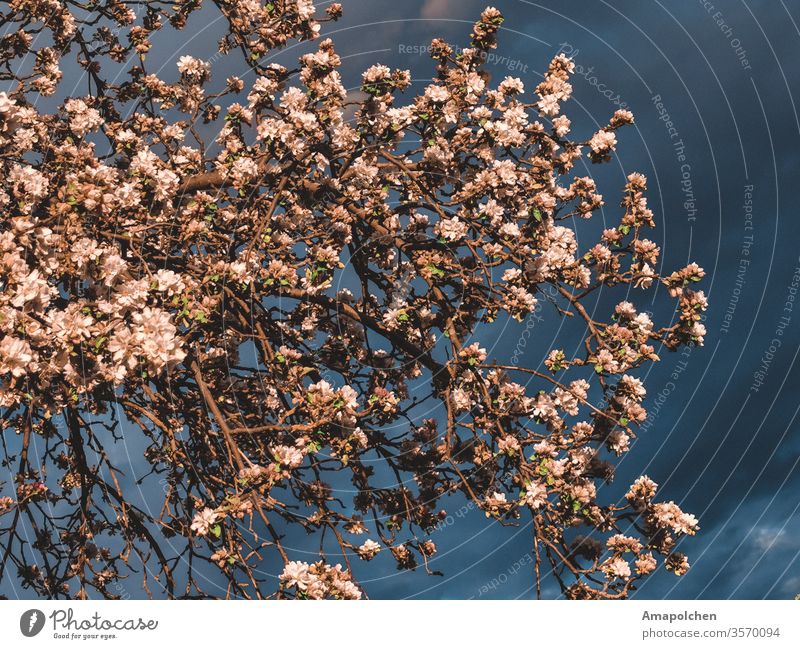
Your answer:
0;3;705;601
280;561;362;600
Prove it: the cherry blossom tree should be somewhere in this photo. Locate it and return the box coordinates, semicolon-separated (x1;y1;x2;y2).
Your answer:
0;1;706;600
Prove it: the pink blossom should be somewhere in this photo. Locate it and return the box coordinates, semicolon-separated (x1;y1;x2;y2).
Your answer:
190;508;218;536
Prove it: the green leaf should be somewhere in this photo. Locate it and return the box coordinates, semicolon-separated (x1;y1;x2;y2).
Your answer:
594;363;604;373
426;263;445;277
210;524;222;538
619;417;629;427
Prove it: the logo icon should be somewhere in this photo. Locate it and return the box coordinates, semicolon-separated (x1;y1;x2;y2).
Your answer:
20;609;45;637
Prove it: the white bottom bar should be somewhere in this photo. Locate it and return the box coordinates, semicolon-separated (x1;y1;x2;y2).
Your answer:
1;600;797;647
